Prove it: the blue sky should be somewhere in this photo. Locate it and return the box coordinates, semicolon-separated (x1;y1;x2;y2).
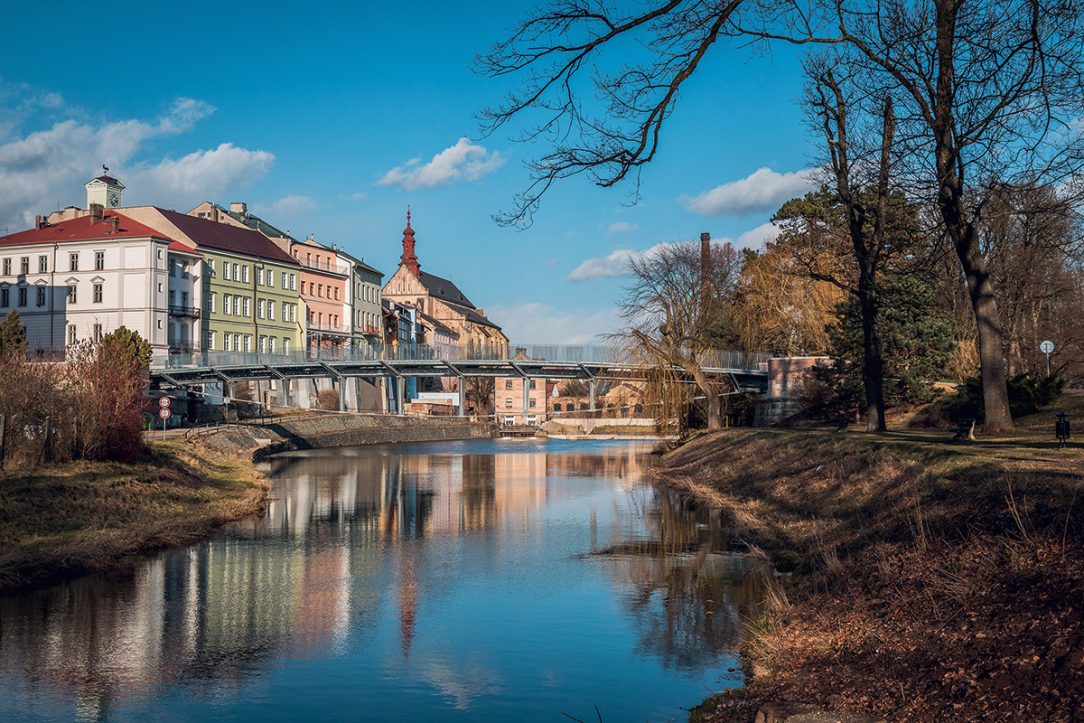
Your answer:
0;1;817;343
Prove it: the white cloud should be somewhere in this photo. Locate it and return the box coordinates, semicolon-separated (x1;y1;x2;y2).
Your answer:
607;221;638;234
0;90;271;231
567;242;674;281
253;194;316;216
682;167;817;217
133;143;274;199
486;302;621;344
735;221;781;249
378;137;505;190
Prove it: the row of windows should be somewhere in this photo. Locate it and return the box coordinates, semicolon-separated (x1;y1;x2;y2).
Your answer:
214;293;298;322
357;284;378;303
504;398;538;409
2;283;103;308
356;310;379;330
305;281;340;301
504;379;538;390
550;403;645;415
308;310;340;328
207;332;292;355
208;259;298;290
2;253;108;277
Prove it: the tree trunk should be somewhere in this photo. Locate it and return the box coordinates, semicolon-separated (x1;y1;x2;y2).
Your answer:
859;280;887;432
959;239;1013;430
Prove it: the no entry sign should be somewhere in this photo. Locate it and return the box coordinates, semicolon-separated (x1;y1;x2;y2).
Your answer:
159;408;171;420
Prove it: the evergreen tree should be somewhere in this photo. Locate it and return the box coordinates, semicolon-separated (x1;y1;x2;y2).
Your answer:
100;326;152;368
0;311;28;356
819;274;955;413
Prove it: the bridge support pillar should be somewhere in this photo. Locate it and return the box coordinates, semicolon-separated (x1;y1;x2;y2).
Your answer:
588;379;597;412
281;378;292;409
396;376;405;415
458;376;466;417
522;377;529;416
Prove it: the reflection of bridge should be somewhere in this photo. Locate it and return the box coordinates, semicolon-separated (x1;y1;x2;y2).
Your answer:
151;344;770;413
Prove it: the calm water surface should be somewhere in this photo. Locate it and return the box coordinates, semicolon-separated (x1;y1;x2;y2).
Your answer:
0;439;768;722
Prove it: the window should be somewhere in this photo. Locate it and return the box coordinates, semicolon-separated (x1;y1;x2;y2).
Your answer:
258;299;265;319
210;294;216;313
256;268;263;286
222;294;230;315
258;336;266;353
68;325;77;345
94;251;104;271
0;288;7;307
38;256;47;273
268;302;275;321
529;380;536;389
283;338;290;355
93;283;103;303
243;335;252;353
67;285;76;304
528;399;536;408
268;337;276;354
36;286;45;307
553;403;562;413
224;333;232;351
241;265;249;283
290;274;297;290
242;298;250;317
20;257;29;275
169;261;176;278
2;259;9;275
208;331;216;350
181;291;188;308
505;398;513;408
69;253;78;271
281;271;287;289
233;296;241;316
318;284;324;298
158;282;163;294
334;287;339;301
157;319;163;330
232;263;239;281
93;323;102;342
157;249;163;260
505;380;513;390
281;301;288;321
17;287;26;306
207;258;215;274
222;263;230;281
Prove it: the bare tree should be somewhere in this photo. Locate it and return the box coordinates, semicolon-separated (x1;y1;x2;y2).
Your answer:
619;239;741;430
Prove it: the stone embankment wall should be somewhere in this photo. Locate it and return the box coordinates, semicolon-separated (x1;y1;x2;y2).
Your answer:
192;414;493;460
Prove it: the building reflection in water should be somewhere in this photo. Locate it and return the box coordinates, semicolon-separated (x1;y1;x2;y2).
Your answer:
0;440;765;719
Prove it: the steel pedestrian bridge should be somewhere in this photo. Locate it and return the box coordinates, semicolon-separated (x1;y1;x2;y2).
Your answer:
151;344;771;394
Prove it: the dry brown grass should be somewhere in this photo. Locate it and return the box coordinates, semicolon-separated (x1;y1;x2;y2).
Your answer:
0;438;268;591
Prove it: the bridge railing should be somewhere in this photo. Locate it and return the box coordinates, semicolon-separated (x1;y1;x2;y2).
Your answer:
157;344;770;370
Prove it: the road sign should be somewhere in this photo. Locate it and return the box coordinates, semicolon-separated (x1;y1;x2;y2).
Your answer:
158;408;171;420
159;397;171;408
1040;340;1055;354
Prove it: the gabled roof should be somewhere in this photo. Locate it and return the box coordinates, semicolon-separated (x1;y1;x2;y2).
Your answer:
89;174;124;187
444;299;503;331
146;208;300;266
417;270;475;309
0;211;166;247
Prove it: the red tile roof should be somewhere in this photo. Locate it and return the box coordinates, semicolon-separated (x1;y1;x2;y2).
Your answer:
0;211;167;247
167;239;201;255
154;208;300;266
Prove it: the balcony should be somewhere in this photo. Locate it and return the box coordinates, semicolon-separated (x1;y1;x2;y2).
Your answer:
296;257;349;275
169;304;201;318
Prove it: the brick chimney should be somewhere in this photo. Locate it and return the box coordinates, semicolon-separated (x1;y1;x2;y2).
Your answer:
89;203;104;223
230;201;247;217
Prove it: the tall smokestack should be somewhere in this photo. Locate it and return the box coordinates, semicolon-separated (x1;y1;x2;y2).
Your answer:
700;231;711;308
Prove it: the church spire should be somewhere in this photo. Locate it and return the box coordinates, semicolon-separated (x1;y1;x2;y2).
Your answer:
400;206;420;275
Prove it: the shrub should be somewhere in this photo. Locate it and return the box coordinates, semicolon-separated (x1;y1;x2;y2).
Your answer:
317;388;340;411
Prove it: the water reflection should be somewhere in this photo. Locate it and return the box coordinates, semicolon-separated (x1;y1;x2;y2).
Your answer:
0;440;766;721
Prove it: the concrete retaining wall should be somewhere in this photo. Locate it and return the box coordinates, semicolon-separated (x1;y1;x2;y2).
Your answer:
250;414;493;460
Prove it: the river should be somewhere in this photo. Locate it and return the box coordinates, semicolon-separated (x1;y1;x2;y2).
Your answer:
0;438;768;722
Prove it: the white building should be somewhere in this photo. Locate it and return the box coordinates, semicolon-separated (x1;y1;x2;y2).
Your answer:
0;176;202;363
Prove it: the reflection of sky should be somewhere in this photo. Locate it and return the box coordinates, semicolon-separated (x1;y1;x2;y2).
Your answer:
0;439;761;722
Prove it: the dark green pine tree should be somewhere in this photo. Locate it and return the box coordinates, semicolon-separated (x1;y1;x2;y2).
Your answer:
820;274;956;412
100;326;153;368
0;310;28;356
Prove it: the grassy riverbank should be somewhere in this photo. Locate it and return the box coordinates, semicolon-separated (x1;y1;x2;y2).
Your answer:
657;410;1084;720
0;439;268;592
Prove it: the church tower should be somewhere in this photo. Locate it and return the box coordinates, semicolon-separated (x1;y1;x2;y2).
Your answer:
399;208;420;275
85;167;125;209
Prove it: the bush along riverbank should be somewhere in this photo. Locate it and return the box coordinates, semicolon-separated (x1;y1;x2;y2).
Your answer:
0;438;268;592
657;426;1084;721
